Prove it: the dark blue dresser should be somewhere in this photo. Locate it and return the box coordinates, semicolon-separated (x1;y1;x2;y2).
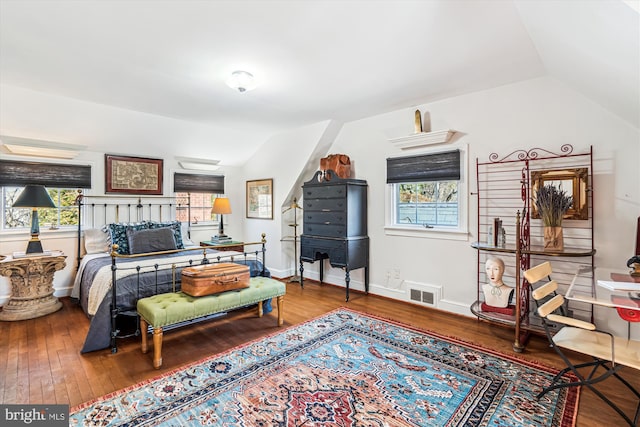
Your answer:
299;170;369;301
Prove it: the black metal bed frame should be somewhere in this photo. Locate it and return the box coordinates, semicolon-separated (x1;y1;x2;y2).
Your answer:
74;193;267;353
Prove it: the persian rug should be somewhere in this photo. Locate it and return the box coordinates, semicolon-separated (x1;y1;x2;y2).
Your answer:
70;308;579;426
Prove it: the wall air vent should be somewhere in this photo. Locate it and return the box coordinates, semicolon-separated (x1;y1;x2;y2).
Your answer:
410;289;435;305
407;281;440;307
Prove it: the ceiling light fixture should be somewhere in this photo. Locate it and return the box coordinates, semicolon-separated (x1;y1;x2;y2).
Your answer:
226;70;256;93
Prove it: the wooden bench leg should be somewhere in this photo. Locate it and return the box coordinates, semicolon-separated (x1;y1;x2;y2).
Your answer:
141;318;149;354
153;327;163;369
258;301;263;317
277;295;284;326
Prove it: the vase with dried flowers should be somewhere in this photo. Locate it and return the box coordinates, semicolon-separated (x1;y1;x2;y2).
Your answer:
534;184;573;251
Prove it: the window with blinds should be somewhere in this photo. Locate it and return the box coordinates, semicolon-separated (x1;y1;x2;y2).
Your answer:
0;159;92;230
386;148;467;233
173;172;225;224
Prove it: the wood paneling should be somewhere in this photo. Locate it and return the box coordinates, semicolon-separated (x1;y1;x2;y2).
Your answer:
0;280;637;426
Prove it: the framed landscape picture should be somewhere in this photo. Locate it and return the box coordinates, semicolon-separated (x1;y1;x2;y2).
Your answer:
105;155;163;195
246;179;273;219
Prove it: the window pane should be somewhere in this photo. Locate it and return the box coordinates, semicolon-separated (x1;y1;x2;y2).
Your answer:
437;181;458;202
395;181;459;227
3;187;26;228
418;182;436;202
175;192;216;224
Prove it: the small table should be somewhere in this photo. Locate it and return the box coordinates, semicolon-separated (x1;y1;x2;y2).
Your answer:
567;266;640;310
199;241;244;252
566;266;640;336
0;251;67;321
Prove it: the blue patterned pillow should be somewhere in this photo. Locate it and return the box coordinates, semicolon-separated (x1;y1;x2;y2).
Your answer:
107;222;148;254
145;220;185;249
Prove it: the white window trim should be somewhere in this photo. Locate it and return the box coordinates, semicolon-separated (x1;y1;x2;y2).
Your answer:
384;143;469;242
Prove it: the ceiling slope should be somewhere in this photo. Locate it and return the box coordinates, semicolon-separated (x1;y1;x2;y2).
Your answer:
515;0;639;129
0;0;637;165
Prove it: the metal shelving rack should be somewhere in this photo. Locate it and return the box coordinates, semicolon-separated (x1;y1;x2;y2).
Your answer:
471;145;595;352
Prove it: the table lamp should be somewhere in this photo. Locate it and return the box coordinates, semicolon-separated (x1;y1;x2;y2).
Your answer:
12;184;56;253
211;197;232;241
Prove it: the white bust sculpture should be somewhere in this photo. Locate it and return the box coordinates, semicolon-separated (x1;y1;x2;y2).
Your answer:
482;257;514;308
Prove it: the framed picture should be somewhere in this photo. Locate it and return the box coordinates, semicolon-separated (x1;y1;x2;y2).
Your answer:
246;179;273;219
105;155;163;195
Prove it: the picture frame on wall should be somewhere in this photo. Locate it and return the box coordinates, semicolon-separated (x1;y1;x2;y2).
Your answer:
105;154;163;195
246;178;273;219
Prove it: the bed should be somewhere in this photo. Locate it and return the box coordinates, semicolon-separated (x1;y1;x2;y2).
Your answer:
72;194;270;353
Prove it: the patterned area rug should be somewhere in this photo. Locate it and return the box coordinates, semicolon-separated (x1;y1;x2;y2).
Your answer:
70;308;578;426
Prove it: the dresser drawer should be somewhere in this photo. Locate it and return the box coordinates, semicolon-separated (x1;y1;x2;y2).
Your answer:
303;198;346;211
304;211;346;225
303;223;347;238
300;236;346;264
303;185;346;199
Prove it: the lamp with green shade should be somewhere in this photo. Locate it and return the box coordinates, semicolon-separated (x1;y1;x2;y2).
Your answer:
12;185;56;254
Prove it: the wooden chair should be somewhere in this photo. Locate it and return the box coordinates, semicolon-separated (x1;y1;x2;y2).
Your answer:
524;261;640;426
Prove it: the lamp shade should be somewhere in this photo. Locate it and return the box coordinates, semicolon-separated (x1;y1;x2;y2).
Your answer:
13;185;56;208
211;197;232;214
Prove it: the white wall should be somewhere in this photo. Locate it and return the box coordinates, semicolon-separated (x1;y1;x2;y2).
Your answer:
1;76;638;339
241;120;342;278
299;76;638;335
0;84;266;165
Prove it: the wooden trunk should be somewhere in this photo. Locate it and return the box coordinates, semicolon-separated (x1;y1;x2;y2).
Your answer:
181;263;250;296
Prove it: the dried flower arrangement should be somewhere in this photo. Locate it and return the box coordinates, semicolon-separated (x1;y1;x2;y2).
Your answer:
534;184;573;227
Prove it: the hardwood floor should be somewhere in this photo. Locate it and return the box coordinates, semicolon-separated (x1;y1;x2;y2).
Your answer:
1;279;638;426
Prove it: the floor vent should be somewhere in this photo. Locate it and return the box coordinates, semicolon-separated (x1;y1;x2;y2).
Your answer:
410;289;435;305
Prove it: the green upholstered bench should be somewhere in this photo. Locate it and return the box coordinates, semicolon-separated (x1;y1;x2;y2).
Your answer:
137;276;286;368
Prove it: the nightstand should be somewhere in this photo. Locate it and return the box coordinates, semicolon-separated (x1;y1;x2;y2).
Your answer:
199;241;244;252
0;251;67;321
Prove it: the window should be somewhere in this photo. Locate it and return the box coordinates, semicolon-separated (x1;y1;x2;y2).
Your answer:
173;172;225;224
2;186;80;230
175;192;219;224
386;147;467;239
0;159;91;231
395;181;458;227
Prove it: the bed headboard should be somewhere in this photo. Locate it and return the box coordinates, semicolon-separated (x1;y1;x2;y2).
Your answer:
75;192;192;266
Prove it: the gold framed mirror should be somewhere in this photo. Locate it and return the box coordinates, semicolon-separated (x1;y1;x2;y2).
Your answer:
531;168;589;220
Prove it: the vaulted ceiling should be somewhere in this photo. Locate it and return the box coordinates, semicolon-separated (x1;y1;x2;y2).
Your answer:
0;0;638;163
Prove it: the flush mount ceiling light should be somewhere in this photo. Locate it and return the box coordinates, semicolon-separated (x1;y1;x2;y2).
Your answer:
226;70;257;93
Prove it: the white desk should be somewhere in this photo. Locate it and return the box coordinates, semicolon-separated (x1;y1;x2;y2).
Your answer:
567;267;640;311
566;267;640;335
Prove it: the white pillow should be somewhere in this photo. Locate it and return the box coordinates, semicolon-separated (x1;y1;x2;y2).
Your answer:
84;228;111;254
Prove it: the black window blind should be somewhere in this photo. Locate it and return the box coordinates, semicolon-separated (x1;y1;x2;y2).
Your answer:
0;159;92;188
387;150;460;183
173;172;224;193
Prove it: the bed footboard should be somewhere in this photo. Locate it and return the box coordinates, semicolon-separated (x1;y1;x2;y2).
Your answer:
106;236;268;353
